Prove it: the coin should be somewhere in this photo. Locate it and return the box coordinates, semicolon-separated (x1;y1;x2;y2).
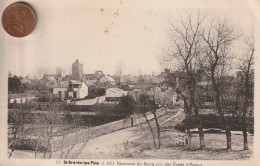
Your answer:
2;2;36;37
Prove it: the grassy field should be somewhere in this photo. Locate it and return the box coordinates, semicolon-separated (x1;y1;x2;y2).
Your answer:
128;132;253;160
126;118;254;160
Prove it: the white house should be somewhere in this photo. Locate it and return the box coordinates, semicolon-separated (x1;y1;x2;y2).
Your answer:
105;88;127;101
68;80;88;99
52;80;88;100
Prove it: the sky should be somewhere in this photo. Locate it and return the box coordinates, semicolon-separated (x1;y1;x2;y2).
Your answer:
0;0;256;78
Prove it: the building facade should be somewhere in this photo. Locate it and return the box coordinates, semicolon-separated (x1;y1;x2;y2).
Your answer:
52;80;88;100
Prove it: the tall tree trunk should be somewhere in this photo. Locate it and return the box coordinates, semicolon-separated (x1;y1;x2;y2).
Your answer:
242;120;249;150
225;121;232;150
9;126;18;158
211;67;232;150
184;99;192;149
242;70;250;150
215;92;231;150
191;86;205;150
143;113;157;149
242;100;249;150
198;121;205;150
152;112;161;149
186;115;192;149
176;89;192;149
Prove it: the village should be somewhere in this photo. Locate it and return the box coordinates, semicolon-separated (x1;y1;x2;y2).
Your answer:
8;59;177;107
8;57;254;159
6;9;255;161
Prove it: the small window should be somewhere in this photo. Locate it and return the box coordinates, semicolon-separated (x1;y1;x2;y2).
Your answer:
58;91;62;98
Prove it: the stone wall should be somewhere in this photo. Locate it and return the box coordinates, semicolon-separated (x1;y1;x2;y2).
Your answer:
69;96;106;105
50;108;167;152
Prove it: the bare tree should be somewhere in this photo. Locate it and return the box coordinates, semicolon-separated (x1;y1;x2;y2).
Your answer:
34;102;90;158
238;34;254;150
8;98;91;159
62;114;91;159
136;93;157;149
165;10;206;149
115;62;124;85
34;102;66;158
202;17;240;149
136;91;165;149
150;86;171;149
8;100;35;158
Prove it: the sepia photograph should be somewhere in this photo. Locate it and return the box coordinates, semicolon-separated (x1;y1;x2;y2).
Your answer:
0;0;259;165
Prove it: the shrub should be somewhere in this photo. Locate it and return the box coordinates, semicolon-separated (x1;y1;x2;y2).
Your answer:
8;138;48;152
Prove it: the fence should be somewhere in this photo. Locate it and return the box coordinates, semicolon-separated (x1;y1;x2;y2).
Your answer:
50;107;167;152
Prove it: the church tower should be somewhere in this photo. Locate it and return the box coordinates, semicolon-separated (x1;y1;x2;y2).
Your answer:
72;59;83;80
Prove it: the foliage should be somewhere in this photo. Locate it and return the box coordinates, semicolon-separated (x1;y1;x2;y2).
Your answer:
8;100;38;157
135;93;157;114
118;95;136;116
87;86;106;99
174;114;254;134
36;93;62;102
8;75;24;93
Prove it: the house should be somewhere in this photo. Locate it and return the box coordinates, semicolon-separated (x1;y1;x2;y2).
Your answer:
51;81;69;99
105;88;128;101
62;74;72;81
51;59;89;100
41;74;62;88
100;75;116;86
83;72;116;87
147;85;177;106
84;80;97;86
51;59;121;100
68;80;88;99
52;80;88;100
83;71;104;81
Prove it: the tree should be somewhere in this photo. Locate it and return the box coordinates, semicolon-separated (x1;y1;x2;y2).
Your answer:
33;102;90;159
8;100;36;158
136;90;166;149
202;17;240;149
8;100;91;159
59;113;91;159
115;62;124;85
136;94;157;149
8;75;23;94
34;102;66;158
149;88;168;149
119;95;136;116
164;10;206;149
238;34;254;150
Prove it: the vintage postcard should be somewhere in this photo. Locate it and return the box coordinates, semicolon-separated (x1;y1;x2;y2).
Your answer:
0;0;259;166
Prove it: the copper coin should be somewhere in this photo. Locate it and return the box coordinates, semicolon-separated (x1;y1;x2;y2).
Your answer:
2;2;36;37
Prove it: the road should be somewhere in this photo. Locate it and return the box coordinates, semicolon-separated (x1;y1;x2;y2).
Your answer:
75;109;184;159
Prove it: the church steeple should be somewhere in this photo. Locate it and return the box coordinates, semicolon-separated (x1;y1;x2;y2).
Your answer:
72;59;83;80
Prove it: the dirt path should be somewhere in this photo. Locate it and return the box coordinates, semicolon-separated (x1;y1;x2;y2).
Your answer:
76;109;184;159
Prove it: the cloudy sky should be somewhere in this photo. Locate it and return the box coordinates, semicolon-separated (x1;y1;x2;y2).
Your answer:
0;0;257;78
